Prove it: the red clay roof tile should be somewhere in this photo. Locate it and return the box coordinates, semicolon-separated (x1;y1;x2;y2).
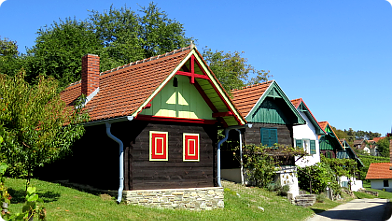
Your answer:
60;47;191;122
366;162;392;180
60;46;246;126
230;81;273;118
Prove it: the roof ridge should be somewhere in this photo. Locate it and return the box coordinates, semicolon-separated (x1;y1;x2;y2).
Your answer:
100;45;193;76
65;80;81;88
231;80;274;92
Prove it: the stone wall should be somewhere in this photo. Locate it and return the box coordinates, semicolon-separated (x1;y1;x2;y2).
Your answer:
123;187;224;211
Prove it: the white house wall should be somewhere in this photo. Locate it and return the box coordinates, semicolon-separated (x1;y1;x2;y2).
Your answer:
370;179;392;191
293;112;321;167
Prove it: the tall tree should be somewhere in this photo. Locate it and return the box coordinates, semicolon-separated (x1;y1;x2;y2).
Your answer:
0;73;88;186
376;137;390;157
202;48;271;92
25;18;101;87
0;37;24;76
138;3;191;58
26;3;192;88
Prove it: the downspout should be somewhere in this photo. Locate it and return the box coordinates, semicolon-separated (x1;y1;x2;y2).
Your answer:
105;119;132;204
235;129;244;185
216;124;252;187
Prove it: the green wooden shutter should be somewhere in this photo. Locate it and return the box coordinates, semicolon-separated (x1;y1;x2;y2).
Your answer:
310;140;316;154
326;151;332;159
260;128;278;147
296;139;303;148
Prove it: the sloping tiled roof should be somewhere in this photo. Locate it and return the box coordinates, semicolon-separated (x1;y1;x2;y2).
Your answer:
230;81;273;118
373;137;386;143
319;121;340;139
353;139;364;146
61;47;191;121
291;98;302;108
366;163;392;180
318;121;328;131
60;46;247;126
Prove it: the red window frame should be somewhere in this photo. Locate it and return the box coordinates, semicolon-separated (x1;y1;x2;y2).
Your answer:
183;133;199;161
149;131;168;161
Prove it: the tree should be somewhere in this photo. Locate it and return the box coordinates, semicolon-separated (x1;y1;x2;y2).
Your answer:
0;37;24;76
377;137;391;158
202;48;271;92
26;3;192;88
25;18;101;87
0;73;88;187
331;126;347;140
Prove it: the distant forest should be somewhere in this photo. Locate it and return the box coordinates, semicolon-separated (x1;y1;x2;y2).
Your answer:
331;127;381;141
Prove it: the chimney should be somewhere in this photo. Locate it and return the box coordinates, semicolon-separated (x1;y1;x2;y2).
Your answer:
81;54;100;96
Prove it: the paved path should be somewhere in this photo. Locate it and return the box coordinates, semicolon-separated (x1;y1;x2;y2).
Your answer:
307;198;391;221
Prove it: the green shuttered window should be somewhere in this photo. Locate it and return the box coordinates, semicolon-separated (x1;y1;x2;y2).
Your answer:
296;139;303;148
260;128;278;147
310;140;316;154
296;139;316;155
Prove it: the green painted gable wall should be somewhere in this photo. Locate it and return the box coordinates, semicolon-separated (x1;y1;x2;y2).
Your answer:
140;75;214;119
247;98;290;124
319;125;342;151
245;81;305;125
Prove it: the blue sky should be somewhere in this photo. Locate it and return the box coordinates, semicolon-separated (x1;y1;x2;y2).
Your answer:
0;0;391;136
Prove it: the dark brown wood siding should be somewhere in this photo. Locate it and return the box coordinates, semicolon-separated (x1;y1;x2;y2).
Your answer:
35;120;218;191
124;121;217;190
243;123;294;147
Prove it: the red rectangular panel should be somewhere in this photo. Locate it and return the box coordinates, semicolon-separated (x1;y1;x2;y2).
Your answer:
149;131;168;161
183;133;199;161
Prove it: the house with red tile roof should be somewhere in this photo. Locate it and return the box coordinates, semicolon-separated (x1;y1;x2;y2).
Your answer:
291;98;326;167
366;162;392;191
221;80;306;198
353;138;380;156
39;45;248;210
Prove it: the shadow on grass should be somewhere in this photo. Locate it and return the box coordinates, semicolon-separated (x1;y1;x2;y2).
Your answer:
311;208;326;214
8;188;61;203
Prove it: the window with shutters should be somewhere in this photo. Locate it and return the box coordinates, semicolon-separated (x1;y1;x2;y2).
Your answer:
260;128;278;147
310;140;316;154
296;139;316;155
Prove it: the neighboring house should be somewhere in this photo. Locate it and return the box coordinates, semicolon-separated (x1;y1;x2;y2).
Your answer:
291;98;326;167
38;45;247;210
339;139;364;191
354;138;381;156
318;121;343;158
223;81;306;198
366;163;392;191
318;122;363;190
353;139;371;155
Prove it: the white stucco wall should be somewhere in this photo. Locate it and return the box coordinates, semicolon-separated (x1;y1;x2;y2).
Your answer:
293;112;321;167
276;166;299;198
370;179;392;191
339;176;363;191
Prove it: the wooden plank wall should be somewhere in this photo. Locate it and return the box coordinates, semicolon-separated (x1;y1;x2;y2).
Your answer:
244;123;294;147
36;121;218;191
122;121;218;190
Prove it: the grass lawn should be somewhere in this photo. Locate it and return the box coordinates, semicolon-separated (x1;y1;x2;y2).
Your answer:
5;178;317;221
354;188;392;200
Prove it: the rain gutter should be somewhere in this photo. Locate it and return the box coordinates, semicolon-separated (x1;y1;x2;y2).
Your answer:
84;116;134;203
